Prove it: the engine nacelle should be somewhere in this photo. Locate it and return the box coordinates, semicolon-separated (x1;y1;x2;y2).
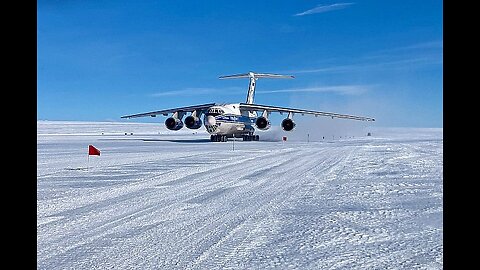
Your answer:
184;116;202;129
255;116;271;130
281;118;296;131
165;117;184;130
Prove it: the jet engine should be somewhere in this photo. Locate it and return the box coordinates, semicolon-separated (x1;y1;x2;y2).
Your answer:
184;116;202;129
255;116;271;130
165;117;184;130
281;118;296;131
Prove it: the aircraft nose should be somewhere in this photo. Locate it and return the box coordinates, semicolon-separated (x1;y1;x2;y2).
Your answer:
206;115;216;125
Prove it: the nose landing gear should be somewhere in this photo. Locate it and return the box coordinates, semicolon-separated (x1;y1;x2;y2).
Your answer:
210;134;259;142
210;134;228;142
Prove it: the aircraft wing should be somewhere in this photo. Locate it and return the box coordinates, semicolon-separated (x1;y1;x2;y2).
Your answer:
121;103;216;119
239;103;375;121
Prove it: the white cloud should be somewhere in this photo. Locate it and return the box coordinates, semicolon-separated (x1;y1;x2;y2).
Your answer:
294;3;354;16
283;57;442;75
257;85;371;96
277;39;442;76
368;41;443;57
150;87;243;97
386;40;443;52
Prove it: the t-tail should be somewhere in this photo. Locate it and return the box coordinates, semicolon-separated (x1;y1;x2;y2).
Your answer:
219;72;294;104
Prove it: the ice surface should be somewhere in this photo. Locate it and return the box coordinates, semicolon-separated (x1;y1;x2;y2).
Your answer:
37;121;443;269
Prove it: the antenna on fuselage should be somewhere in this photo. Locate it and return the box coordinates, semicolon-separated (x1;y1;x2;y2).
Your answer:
219;72;294;104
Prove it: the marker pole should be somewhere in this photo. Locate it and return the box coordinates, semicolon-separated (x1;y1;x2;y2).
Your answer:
232;134;235;151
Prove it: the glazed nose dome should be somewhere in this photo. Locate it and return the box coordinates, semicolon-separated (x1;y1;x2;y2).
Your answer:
206;115;217;125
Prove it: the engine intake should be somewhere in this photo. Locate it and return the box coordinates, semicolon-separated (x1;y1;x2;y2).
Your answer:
184;116;202;129
255;116;271;130
165;117;184;130
281;118;296;131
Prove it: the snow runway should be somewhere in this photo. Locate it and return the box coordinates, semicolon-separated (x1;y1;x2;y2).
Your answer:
37;122;443;269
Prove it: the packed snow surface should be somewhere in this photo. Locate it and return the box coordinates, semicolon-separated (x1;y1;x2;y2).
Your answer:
37;121;443;269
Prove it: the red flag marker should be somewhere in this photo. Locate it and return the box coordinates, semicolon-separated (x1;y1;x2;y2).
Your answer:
88;145;100;156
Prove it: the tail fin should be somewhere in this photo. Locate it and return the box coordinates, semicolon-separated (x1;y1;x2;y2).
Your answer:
219;71;294;104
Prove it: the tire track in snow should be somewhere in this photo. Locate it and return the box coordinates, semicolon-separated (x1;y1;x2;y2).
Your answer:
38;147;299;268
184;147;347;269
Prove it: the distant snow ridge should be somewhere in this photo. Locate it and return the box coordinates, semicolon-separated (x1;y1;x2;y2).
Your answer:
37;120;207;135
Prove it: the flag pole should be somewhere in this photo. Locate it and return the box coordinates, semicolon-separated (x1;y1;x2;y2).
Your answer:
87;152;89;171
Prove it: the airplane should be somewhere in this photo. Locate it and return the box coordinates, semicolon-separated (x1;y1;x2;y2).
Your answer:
121;72;375;142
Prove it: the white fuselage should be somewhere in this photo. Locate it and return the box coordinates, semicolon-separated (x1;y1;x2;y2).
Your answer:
203;103;257;136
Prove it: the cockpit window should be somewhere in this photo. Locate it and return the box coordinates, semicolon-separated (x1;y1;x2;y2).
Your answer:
206;108;224;116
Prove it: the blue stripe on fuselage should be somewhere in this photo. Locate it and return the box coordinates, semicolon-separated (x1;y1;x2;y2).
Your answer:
216;114;254;124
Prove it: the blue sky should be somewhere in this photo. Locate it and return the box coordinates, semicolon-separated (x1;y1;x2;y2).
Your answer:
38;0;443;127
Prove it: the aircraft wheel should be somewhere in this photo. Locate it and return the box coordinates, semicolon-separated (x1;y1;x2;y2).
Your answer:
255;135;259;141
211;135;222;142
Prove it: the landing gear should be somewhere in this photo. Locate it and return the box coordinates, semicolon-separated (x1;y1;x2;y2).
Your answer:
242;134;259;141
210;134;228;142
211;134;259;142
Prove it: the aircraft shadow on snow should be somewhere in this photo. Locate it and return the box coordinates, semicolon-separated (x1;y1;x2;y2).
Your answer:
141;138;212;143
98;138;211;143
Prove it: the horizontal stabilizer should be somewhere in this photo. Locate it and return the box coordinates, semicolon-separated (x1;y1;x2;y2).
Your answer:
218;73;251;79
219;72;294;80
252;73;295;79
219;71;294;104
